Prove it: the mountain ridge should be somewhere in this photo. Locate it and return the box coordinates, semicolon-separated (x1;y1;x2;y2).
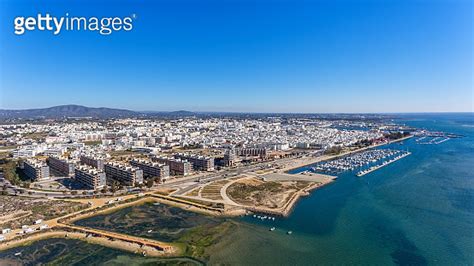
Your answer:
0;104;197;119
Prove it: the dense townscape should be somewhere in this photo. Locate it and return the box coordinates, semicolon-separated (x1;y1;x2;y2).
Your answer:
0;113;416;257
0;116;405;190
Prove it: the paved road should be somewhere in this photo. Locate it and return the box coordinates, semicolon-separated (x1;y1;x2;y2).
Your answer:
166;156;302;196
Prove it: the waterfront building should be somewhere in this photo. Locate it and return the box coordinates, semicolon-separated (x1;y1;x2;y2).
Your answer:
130;159;170;180
152;156;192;176
22;159;50;181
174;153;215;171
74;165;106;189
47;156;75;177
104;162;143;186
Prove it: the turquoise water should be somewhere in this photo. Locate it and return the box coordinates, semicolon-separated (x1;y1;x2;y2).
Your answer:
1;113;472;265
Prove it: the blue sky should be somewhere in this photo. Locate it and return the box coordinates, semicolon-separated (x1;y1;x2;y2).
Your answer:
0;0;472;113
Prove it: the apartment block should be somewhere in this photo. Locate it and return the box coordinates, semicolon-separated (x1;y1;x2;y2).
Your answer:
235;148;267;157
223;148;237;167
80;155;105;170
74;165;106;190
46;156;75;177
22;159;50;181
104;162;143;186
152;156;192;176
130;159;170;180
174;153;214;171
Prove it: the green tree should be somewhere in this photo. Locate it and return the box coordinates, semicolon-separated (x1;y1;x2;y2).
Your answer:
110;181;119;193
146;178;154;188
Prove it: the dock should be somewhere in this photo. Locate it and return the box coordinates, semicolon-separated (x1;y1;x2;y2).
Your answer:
356;152;411;177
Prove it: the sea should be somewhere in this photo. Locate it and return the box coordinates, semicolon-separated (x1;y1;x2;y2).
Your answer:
1;113;473;265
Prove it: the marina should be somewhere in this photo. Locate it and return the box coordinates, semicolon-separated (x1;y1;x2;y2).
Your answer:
356;151;411;177
416;136;451;145
310;149;410;176
414;130;463;145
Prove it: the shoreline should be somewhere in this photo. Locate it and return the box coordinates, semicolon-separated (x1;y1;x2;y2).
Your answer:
0;136;411;256
0;195;226;256
261;136;413;216
242;177;335;217
284;135;413;172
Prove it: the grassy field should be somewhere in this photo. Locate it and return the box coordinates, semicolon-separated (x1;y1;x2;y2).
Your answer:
0;196;88;229
200;180;228;200
227;178;311;209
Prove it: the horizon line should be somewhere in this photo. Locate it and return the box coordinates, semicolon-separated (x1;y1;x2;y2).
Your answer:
0;104;473;115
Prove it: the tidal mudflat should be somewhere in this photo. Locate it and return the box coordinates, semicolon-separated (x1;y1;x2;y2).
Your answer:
0;237;203;266
74;201;239;261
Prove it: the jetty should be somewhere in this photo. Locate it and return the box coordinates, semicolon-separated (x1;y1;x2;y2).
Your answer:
312;149;406;175
356;152;411;177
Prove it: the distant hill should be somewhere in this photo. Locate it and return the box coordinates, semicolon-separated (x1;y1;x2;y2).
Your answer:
141;110;197;117
167;110;196;116
0;105;138;119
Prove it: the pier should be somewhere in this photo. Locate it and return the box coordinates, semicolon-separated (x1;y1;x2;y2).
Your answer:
414;130;463;145
311;149;407;175
417;137;450;145
356;152;411;177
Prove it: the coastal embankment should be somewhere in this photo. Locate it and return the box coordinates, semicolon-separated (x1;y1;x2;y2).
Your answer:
0;230;170;257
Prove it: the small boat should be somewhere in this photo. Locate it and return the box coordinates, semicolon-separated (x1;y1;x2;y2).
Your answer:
14;252;22;256
270;227;275;231
253;214;256;218
287;231;292;235
147;229;153;233
153;202;160;206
